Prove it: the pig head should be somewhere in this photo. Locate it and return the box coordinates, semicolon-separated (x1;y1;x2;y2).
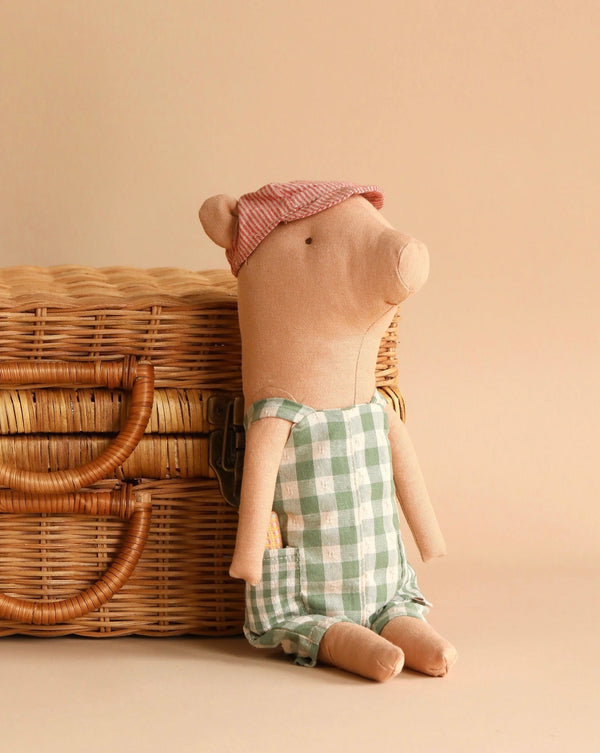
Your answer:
204;193;430;410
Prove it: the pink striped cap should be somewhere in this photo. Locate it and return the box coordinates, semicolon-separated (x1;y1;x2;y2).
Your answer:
227;180;384;276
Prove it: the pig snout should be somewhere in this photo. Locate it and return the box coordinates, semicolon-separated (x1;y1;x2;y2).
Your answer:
378;230;430;302
397;235;430;294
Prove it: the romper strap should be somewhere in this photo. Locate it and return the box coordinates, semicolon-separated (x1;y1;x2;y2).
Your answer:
244;397;313;431
371;389;389;408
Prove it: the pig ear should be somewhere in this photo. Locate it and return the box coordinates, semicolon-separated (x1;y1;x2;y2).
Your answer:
199;194;239;248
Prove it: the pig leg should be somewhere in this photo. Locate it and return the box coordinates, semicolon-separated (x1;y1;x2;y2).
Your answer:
380;617;458;677
318;621;405;682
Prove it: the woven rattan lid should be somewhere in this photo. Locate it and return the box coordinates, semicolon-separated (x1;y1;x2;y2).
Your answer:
0;266;237;310
0;266;241;389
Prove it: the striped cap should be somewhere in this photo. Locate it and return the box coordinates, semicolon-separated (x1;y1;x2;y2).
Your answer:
227;180;384;276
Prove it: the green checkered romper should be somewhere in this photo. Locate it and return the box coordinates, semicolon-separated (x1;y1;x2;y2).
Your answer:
243;391;431;667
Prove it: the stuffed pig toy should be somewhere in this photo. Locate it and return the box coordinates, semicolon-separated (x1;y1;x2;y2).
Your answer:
199;180;457;681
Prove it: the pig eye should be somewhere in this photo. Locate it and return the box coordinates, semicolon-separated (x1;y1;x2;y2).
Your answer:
305;237;313;245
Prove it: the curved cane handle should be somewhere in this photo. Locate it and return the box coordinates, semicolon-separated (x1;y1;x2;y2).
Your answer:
377;384;406;422
0;487;152;624
0;359;154;493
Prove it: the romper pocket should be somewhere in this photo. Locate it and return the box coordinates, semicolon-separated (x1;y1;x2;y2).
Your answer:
245;547;306;636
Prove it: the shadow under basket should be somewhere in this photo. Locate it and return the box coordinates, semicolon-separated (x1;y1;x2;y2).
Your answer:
0;479;245;637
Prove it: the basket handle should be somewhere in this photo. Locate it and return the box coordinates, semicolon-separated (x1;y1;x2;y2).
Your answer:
377;384;406;422
0;359;154;493
0;487;152;624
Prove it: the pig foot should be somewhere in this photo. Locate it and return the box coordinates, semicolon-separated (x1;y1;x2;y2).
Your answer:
380;616;458;677
318;621;404;682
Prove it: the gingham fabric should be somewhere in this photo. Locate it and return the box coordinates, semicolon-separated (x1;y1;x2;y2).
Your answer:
243;391;431;667
265;511;283;549
227;180;384;276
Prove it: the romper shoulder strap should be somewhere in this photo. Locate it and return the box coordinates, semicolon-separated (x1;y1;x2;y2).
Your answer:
371;389;389;408
244;397;313;431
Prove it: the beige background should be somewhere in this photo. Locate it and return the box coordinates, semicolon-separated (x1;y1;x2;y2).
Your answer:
0;2;598;751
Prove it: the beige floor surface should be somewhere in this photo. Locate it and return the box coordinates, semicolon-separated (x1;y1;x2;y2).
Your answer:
1;562;597;753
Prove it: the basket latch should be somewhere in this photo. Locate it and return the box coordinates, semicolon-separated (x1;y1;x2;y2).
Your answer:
208;394;245;508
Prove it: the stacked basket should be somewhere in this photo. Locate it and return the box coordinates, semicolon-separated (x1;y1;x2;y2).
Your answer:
0;266;404;637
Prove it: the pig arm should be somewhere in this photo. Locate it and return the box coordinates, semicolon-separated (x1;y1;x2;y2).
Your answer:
385;404;446;562
229;416;292;586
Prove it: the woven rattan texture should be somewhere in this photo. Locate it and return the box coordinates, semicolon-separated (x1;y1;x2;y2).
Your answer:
0;435;212;479
0;267;241;389
0;479;245;637
0;265;399;388
0;388;216;435
0;267;237;309
0;487;152;625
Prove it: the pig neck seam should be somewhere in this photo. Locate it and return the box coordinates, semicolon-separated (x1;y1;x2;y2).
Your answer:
354;305;398;404
249;385;298;403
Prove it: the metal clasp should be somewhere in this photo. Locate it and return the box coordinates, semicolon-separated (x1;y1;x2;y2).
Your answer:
208;394;245;508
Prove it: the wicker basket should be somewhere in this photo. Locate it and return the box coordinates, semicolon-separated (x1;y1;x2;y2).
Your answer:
0;480;243;636
0;265;404;636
